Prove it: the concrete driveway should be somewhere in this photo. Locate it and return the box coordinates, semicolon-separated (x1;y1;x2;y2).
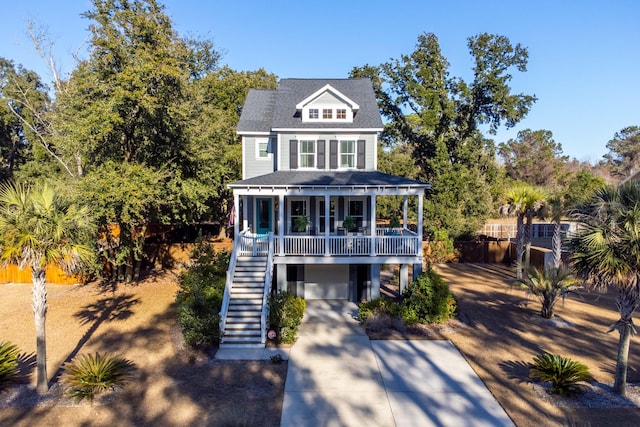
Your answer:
281;300;513;427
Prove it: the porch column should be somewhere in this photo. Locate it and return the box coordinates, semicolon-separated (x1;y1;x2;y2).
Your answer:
403;195;408;229
278;194;285;256
233;192;240;239
242;194;249;232
370;193;376;256
324;194;330;256
417;192;424;240
417;191;424;275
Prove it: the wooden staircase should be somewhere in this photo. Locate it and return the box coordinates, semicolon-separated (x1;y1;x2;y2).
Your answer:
220;256;268;348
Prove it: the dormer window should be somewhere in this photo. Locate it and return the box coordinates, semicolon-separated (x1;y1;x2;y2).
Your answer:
309;109;319;119
336;109;346;119
322;109;332;119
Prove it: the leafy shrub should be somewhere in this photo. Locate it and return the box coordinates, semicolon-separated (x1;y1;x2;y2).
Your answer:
268;292;306;344
61;352;135;402
401;269;457;324
426;228;457;264
0;341;21;389
530;353;593;395
358;297;402;323
176;242;229;346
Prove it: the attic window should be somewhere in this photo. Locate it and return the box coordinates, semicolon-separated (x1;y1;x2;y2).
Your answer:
322;109;332;119
309;108;319;119
336;109;346;119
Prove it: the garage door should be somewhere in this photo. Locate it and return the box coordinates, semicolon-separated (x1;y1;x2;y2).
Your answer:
304;264;349;299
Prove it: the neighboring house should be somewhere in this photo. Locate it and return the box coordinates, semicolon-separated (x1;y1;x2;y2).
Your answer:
621;169;640;185
220;78;430;347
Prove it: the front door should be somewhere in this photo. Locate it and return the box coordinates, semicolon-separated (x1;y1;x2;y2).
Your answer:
256;198;272;234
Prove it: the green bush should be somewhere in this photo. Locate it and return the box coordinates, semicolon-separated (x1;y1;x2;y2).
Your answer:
61;352;135;403
400;269;457;324
0;341;21;389
530;353;593;395
176;242;229;346
426;228;457;264
268;292;306;344
358;297;402;323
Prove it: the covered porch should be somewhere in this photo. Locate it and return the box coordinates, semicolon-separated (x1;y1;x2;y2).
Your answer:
229;171;429;260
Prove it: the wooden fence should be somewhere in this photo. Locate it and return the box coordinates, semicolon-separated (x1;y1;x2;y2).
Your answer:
0;240;234;285
0;264;81;285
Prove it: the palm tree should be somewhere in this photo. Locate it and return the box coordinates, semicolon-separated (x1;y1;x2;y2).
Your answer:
546;194;565;269
0;183;94;393
516;266;580;319
501;184;546;280
567;182;640;395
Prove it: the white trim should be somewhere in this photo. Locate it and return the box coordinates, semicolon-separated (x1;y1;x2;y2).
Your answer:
316;197;336;234
272;127;383;132
338;139;356;169
298;139;317;169
237;131;271;136
295;84;359;110
242;136;247;179
255;137;271;161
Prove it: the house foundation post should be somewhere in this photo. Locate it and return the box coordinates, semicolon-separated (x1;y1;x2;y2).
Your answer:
400;264;409;293
370;264;380;300
276;263;287;293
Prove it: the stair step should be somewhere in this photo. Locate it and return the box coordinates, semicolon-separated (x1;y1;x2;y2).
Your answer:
225;323;261;329
223;329;261;336
229;303;262;310
228;310;261;316
221;337;262;344
233;278;264;284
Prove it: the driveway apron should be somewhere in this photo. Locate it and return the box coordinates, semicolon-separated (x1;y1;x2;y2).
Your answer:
280;299;513;427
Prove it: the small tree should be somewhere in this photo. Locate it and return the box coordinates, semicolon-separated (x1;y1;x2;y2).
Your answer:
516;267;580;319
0;182;94;393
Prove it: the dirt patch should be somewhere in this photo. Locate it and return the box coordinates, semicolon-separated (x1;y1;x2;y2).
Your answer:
0;271;286;427
435;263;640;427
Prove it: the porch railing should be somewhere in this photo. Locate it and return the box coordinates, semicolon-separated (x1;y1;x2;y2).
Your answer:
238;231;270;256
219;230;243;339
273;227;421;257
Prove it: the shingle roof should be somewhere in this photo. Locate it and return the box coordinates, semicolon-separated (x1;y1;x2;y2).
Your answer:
237;78;383;133
229;171;429;189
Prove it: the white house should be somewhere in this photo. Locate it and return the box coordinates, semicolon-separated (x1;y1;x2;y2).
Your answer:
220;78;430;347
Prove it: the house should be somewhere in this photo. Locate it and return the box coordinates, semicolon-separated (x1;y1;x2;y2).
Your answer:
220;78;430;347
621;169;640;185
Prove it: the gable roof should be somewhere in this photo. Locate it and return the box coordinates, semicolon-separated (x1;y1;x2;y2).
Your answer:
295;84;359;111
237;78;383;133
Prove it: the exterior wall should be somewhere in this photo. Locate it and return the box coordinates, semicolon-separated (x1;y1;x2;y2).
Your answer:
303;264;349;299
243;136;277;179
279;131;376;171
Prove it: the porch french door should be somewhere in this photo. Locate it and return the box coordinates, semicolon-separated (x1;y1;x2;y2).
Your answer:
256;198;272;234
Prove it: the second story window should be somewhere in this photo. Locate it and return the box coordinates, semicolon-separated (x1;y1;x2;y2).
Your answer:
323;108;332;119
339;140;356;168
257;140;269;158
299;140;316;168
336;109;346;119
309;108;319;119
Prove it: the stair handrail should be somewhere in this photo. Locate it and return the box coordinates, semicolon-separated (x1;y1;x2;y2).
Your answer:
219;230;244;341
260;232;275;344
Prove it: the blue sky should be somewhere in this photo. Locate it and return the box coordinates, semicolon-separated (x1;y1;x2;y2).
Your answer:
1;0;638;163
